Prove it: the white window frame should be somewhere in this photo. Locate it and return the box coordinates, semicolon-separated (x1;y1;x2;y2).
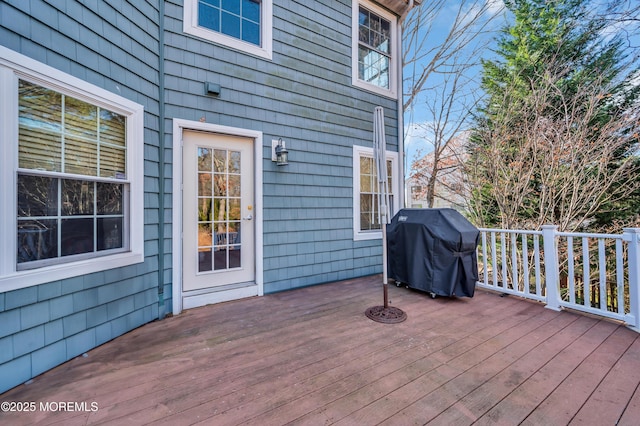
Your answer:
0;46;144;293
353;145;400;241
183;0;273;60
351;0;398;98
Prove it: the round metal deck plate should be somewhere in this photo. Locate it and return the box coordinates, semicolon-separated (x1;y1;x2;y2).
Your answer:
364;305;407;324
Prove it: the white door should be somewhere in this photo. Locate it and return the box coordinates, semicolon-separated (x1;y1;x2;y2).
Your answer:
182;130;255;292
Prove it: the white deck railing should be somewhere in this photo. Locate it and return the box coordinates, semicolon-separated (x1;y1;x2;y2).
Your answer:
477;226;640;331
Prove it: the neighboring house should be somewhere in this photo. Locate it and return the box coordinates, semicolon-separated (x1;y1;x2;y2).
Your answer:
0;0;417;393
406;132;469;211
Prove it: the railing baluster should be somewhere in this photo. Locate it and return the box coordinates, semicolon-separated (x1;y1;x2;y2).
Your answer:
582;237;591;308
511;232;518;291
598;238;607;311
501;232;507;290
482;231;488;286
522;233;529;295
491;232;498;287
542;225;561;311
534;234;541;297
567;236;575;304
623;228;640;331
616;239;624;315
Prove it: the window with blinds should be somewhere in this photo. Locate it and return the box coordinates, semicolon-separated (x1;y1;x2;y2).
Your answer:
353;145;399;241
359;156;393;232
17;80;128;267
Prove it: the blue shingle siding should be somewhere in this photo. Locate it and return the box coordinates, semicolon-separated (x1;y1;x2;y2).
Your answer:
0;0;162;393
0;0;402;393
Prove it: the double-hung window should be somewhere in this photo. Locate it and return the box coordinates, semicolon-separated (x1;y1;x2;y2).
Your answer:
0;47;144;292
353;145;399;240
352;1;397;97
184;0;273;60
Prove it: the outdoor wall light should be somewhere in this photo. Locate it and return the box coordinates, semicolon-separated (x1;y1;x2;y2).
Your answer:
271;138;289;166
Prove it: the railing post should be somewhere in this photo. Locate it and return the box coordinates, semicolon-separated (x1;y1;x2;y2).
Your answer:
542;225;561;311
623;228;640;331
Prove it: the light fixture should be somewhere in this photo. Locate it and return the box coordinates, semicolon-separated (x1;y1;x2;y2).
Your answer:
272;138;289;166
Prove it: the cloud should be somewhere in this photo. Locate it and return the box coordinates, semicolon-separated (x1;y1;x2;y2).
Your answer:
486;0;505;17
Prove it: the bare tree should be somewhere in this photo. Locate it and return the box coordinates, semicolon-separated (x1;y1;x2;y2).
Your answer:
466;64;640;232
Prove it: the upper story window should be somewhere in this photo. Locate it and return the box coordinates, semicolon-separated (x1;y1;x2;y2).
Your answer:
0;46;144;293
352;1;397;98
184;0;273;60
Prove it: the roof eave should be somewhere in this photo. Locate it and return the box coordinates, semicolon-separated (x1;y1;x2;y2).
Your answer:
374;0;421;17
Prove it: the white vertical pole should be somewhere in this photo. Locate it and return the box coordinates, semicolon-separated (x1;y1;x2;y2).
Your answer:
623;228;640;331
374;107;389;288
542;225;561;311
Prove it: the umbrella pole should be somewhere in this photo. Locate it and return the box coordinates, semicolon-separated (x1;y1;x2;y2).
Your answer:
382;209;388;308
364;106;406;324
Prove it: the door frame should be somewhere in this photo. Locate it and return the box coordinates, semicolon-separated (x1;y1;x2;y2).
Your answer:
172;119;264;315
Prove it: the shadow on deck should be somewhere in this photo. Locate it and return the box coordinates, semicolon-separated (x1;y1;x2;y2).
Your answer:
1;274;639;425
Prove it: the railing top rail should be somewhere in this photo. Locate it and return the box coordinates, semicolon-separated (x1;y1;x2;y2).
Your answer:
478;228;541;235
478;228;625;240
556;231;624;240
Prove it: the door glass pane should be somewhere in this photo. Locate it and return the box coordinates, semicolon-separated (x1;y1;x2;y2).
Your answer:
214;174;227;196
214;247;227;270
199;222;213;247
198;147;212;171
229;246;241;268
199;198;212;222
228;175;240;197
197;222;212;273
229;150;241;173
213;197;227;221
199;173;212;196
214;222;228;245
199;248;213;272
214;149;226;172
229;222;240;244
228;198;241;220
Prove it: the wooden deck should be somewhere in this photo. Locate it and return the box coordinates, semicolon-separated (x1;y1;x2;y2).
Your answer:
2;275;640;425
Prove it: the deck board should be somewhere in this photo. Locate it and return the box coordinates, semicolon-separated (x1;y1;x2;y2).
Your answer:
1;275;639;425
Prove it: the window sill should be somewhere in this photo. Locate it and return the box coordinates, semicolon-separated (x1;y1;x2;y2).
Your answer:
353;230;383;241
0;251;144;293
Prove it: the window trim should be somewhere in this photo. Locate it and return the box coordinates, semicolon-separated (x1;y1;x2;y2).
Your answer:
352;0;398;98
353;145;400;241
183;0;273;60
0;46;144;293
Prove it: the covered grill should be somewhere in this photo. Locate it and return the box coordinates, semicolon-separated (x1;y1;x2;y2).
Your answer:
387;208;479;298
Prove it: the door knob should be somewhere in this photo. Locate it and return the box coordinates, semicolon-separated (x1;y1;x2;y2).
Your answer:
242;214;253;220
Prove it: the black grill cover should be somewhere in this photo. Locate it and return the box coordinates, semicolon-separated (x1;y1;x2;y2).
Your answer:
387;208;479;297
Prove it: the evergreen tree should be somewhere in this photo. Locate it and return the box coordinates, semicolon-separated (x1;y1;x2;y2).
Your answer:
467;0;640;231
